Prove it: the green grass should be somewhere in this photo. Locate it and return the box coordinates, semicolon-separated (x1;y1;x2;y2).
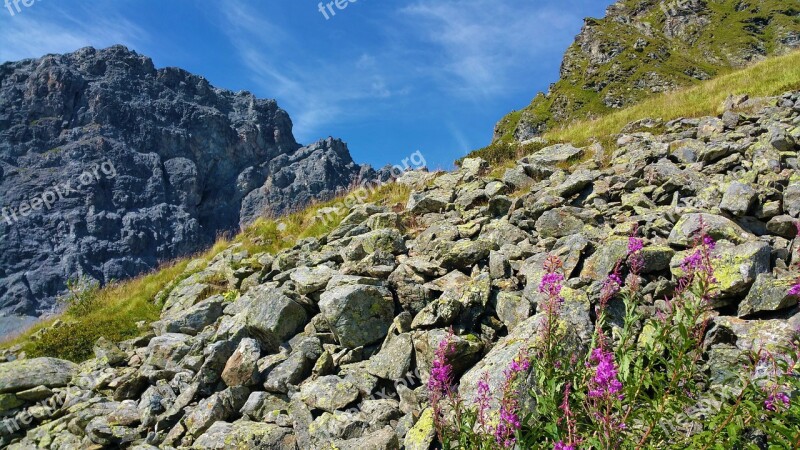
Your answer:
491;0;800;144
545;50;800;146
465;50;800;168
0;181;411;362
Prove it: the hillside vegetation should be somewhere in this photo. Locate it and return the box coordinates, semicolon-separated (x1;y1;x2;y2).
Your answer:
492;0;799;144
465;50;800;166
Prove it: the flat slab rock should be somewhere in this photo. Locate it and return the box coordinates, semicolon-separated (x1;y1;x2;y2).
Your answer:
0;357;77;393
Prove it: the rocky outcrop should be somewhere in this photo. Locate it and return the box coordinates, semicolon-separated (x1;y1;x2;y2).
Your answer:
492;0;800;142
1;91;799;448
0;46;375;323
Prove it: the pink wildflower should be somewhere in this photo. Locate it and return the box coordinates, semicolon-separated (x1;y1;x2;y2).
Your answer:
627;236;644;255
475;372;492;431
587;347;623;399
554;442;576;450
765;392;790;412
540;272;565;296
494;353;530;448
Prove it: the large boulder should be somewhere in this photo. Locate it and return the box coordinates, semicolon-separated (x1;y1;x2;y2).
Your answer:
300;376;360;413
193;421;296;449
719;182;757;217
244;287;310;351
319;284;395;348
668;213;750;246
738;274;798;317
0;357;77;394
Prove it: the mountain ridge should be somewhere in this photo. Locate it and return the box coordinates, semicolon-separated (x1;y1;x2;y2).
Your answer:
492;0;800;144
0;45;377;325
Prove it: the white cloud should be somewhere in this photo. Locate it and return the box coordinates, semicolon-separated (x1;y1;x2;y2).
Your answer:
399;0;580;98
0;5;147;62
218;3;406;142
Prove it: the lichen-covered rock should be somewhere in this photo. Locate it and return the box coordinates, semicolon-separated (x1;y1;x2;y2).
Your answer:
193;421;296;449
738;274;798;317
719;182;758;217
404;408;436;450
319;284;395;348
244;287;309;351
300;376;360;413
668;213;750;246
366;333;414;380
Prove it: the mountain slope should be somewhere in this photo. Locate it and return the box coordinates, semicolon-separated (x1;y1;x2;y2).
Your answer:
493;0;800;143
0;46;373;322
2;84;799;448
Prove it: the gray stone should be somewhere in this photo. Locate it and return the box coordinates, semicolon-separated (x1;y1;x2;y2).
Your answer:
668;213;750;246
784;184;800;217
719;182;757;217
145;333;192;370
366;333;413;380
221;338;262;387
300;376;360;412
766;215;798;239
738;274;798;317
185;386;250;437
193;421;296;450
496;291;531;331
158;297;224;336
535;208;585;238
240;391;290;421
244;287;309;351
319;284;395;348
291;266;335;295
0;358;77;394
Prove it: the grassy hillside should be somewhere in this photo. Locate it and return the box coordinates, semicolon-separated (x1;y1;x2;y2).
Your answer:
465;50;800;166
0;182;410;362
492;0;800;144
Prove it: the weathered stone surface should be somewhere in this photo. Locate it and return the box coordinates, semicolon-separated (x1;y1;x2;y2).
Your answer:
719;182;757;217
290;265;335;295
366;333;414;380
193;421;296;449
0;358;77;394
185;386;249;437
145;333;192;370
535;208;585;238
319;284;395;348
738;274;798;317
244;287;309;351
300;376;360;413
784;184;800;217
668;213;750;246
221;338;262;387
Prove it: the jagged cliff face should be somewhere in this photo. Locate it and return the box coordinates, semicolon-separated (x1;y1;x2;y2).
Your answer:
0;46;367;319
494;0;800;142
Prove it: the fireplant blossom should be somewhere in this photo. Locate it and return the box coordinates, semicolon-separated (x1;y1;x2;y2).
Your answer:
554;442;576;450
494;354;531;448
765;392;790;412
475;372;492;432
587;347;624;399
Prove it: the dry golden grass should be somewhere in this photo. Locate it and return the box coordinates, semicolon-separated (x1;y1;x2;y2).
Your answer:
545;51;800;146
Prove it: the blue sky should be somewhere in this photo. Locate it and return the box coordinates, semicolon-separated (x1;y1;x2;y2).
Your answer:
0;0;612;169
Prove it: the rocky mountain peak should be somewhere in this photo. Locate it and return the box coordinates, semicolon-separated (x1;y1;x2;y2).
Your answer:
0;46;370;323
